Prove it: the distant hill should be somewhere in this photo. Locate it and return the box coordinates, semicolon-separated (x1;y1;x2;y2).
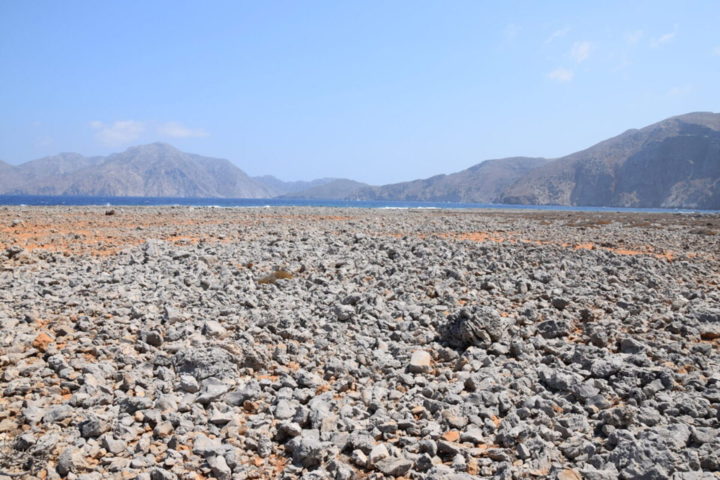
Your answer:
16;152;105;179
0;159;21;193
350;157;549;203
500;112;720;209
279;179;370;200
4;153;106;195
1;143;273;198
252;175;339;196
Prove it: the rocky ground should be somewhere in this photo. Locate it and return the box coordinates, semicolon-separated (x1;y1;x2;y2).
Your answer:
0;206;719;480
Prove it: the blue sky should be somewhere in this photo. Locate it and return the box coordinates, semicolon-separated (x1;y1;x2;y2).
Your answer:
1;1;718;184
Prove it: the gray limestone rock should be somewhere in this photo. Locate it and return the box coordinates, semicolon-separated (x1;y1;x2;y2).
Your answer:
43;405;73;424
178;374;200;393
196;377;230;405
443;307;506;349
150;468;178;480
144;330;163;347
101;435;127;454
79;415;107;438
288;435;326;469
173;347;239;380
207;454;232;480
376;457;414;476
193;434;224;457
56;448;76;476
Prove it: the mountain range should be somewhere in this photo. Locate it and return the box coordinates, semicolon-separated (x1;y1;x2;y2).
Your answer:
0;144;270;198
1;112;718;209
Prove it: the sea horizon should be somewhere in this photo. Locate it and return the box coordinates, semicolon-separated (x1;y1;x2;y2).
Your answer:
0;194;717;214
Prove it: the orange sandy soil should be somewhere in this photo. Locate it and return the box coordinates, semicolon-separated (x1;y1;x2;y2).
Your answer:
0;208;354;256
0;206;717;262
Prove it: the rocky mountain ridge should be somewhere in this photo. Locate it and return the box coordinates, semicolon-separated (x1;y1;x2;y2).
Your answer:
500;112;720;209
334;112;719;208
1;112;719;208
347;157;549;203
0;144;272;198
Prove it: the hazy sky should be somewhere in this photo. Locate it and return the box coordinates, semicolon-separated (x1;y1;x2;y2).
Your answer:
1;1;719;184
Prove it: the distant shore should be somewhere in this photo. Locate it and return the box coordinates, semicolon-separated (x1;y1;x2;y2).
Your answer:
1;195;718;214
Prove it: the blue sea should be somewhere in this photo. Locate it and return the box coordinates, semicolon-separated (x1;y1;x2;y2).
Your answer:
0;195;716;213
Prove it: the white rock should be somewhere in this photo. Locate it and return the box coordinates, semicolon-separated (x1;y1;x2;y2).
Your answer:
408;350;432;373
369;444;390;465
207;454;232;480
202;320;227;338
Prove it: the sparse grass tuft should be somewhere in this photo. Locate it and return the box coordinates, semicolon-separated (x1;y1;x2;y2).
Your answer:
689;228;716;236
273;269;294;280
258;269;294;284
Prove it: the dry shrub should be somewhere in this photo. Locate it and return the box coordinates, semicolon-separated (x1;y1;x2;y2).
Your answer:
258;269;294;284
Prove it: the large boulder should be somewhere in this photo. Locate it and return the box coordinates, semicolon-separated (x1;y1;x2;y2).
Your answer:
173;347;238;380
442;307;507;349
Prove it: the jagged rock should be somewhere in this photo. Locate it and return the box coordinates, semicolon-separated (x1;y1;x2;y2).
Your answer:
443;307;506;349
368;444;390;465
150;468;178;480
202;321;227;338
178;374;200;393
79;415;107;438
288;435;326;469
174;347;239;380
207;454;232;480
144;330;163;347
43;405;73;424
196;377;230;405
56;448;76;476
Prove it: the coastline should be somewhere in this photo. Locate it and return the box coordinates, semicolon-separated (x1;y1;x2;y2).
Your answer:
1;195;717;214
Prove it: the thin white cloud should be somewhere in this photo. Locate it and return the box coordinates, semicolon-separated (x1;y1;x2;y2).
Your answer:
545;27;570;44
157;122;208;138
667;84;693;97
651;28;677;47
625;30;644;46
547;68;574;83
570;41;591;63
713;46;720;56
90;120;208;146
90;120;145;147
